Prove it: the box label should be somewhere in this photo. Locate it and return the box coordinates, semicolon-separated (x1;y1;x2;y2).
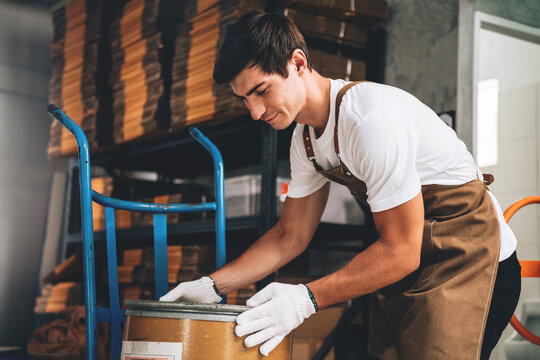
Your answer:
121;341;182;360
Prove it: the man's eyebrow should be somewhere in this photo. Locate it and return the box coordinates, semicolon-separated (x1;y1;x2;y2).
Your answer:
232;81;265;99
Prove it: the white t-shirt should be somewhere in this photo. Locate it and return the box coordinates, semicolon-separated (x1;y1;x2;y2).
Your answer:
288;79;517;261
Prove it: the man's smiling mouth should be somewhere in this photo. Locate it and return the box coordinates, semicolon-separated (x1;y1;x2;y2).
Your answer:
262;112;278;123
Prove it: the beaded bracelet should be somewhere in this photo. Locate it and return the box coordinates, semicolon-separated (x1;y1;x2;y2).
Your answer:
302;284;319;312
208;276;224;298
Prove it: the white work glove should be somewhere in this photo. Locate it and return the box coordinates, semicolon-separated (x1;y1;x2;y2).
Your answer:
235;283;317;356
159;276;222;303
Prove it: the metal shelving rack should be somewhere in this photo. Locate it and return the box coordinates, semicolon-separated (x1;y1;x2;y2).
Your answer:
53;2;387;359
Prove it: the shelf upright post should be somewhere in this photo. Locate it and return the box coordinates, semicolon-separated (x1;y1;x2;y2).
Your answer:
59;158;77;262
257;124;278;290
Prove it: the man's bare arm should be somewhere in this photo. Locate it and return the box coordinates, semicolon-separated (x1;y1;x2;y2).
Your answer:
210;183;331;294
308;192;424;309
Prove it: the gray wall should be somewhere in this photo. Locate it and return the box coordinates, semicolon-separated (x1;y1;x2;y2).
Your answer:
458;0;540;151
382;0;459;114
0;0;52;346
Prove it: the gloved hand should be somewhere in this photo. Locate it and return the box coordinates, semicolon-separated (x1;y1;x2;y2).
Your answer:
159;276;222;303
235;283;317;356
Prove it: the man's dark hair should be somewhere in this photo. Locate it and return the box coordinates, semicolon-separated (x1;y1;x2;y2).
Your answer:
213;10;312;84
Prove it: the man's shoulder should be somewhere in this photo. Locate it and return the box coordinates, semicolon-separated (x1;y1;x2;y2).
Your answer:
338;82;417;119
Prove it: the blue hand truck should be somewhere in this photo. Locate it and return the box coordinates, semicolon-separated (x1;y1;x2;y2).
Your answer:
47;104;227;360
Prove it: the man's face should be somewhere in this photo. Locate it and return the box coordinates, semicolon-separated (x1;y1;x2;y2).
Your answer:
230;63;305;130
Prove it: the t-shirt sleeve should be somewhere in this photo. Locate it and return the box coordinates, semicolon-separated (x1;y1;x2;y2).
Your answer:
343;106;421;212
287;125;330;198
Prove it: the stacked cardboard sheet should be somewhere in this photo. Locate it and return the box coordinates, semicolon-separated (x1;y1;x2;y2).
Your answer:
283;0;389;81
165;245;213;283
92;176;133;231
309;48;366;81
92;177;212;231
116;245;213;285
48;0;110;158
121;286;154;304
109;0;166;144
284;7;369;48
41;252;83;285
130;191;206;227
170;0;266;130
34;282;83;314
227;284;256;305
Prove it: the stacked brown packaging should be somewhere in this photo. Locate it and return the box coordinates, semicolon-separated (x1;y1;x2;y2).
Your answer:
129;192;207;227
35;252;84;313
91;176;133;231
48;0;111;158
110;0;163;144
227;285;256;305
34;283;83;313
116;245;213;285
109;0;182;145
170;0;266;130
283;0;389;81
92;177;211;231
283;0;387;47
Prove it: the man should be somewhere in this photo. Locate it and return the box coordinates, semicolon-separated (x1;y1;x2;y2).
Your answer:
161;10;521;360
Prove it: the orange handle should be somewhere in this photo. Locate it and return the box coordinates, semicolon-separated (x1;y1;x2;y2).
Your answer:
503;196;540;345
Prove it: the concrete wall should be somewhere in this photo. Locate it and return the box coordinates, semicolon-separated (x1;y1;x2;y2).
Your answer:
382;0;459;114
0;0;52;346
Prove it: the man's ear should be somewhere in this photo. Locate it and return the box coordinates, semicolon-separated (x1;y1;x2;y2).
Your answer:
290;49;307;75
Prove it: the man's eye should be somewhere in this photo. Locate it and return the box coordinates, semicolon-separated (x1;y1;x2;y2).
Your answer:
256;88;268;96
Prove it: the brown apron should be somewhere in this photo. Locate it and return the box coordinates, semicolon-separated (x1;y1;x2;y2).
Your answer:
302;82;500;359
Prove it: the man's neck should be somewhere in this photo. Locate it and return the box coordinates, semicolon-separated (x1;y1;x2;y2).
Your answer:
295;71;331;136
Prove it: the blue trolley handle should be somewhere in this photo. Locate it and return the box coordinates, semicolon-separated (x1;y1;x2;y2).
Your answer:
47;104;228;360
47;104;98;360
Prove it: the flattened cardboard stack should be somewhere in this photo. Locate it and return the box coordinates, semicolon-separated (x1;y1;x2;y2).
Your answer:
284;8;369;48
48;0;111;158
145;245;214;284
92;176;212;231
34;282;83;313
117;247;145;284
116;245;213;285
110;0;162;144
41;252;83;285
227;285;256;305
129;191;208;227
92;176;133;231
309;48;366;81
283;0;388;81
284;0;387;47
109;0;182;145
170;0;265;130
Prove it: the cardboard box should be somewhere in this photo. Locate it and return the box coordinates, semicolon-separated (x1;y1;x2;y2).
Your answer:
291;306;346;359
295;306;346;338
292;338;334;360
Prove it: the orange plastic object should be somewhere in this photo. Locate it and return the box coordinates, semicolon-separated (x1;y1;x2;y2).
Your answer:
503;196;540;345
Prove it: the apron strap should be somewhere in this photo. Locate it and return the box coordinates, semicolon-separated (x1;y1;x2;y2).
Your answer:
483;173;494;185
302;125;323;171
334;81;362;156
302;81;369;170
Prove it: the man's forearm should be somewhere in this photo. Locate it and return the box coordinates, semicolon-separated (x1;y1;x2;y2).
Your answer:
210;221;306;295
307;238;419;309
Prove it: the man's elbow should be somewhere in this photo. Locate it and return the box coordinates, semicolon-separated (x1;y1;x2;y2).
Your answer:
400;238;422;276
274;219;309;257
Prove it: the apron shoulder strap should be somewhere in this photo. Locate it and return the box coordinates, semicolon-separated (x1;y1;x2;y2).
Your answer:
334;81;363;155
302;80;371;168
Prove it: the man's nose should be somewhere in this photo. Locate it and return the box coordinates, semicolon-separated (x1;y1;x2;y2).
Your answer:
246;99;266;120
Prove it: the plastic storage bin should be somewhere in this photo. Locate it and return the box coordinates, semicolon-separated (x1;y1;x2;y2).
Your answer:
224;175;289;217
